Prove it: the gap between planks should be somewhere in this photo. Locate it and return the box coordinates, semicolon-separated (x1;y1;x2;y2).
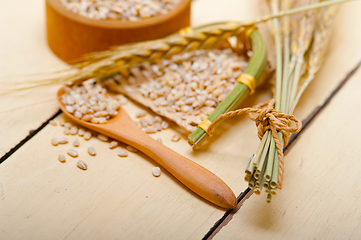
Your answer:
0;110;62;164
202;59;361;240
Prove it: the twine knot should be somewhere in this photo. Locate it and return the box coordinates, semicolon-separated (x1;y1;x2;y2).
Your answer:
248;99;301;147
207;99;302;189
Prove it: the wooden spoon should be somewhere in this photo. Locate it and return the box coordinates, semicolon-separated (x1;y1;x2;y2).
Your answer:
57;87;237;209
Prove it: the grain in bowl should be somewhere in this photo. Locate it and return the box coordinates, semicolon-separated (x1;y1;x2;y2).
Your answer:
59;0;181;21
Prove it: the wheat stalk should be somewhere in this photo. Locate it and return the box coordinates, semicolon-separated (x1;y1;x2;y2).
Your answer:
245;0;339;202
292;5;338;109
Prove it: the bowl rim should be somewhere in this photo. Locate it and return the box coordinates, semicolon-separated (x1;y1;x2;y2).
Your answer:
46;0;191;29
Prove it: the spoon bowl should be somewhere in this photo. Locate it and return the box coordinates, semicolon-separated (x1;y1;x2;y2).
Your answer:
57;86;237;209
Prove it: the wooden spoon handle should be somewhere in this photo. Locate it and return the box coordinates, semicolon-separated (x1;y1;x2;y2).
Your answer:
135;136;237;209
102;113;236;209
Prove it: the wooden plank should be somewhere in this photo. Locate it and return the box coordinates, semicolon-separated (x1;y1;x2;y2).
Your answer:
0;0;67;156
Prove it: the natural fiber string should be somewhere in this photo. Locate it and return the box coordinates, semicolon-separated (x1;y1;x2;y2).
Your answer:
207;99;302;188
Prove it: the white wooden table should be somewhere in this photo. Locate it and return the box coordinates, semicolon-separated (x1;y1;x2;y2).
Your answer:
1;0;361;239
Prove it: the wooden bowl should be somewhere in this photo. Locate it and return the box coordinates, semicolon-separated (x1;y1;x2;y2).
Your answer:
46;0;191;63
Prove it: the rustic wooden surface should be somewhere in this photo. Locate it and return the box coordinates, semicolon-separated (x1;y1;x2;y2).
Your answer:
0;0;361;239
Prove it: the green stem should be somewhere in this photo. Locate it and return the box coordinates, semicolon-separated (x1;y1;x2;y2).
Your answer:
254;134;271;179
288;56;303;113
270;133;283;188
188;29;267;147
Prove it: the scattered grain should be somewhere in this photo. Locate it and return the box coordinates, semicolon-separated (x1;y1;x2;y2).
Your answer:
152;167;161;177
58;154;66;163
70;126;78;135
117;151;128;157
77;160;87;170
88;147;97;156
84;131;92;140
73;138;80;147
67;149;78;158
153;116;162;123
140;118;149;128
171;134;180;142
59;118;65;126
153;122;162;131
126;145;138;153
109;141;118;149
58;138;69;144
135;109;147;118
97;134;109;142
63;128;70;135
78;128;85;136
156;138;162;144
161;121;169;129
144;126;156;133
49;120;57;126
51;138;59;146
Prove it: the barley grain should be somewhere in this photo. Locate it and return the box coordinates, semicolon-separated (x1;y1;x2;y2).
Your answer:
58;154;66;163
126;145;138;153
171;134;180;142
109;141;118;149
59;118;65;126
88;147;97;156
140;118;149;128
135;109;147;118
153;122;162;131
78;128;85;136
81;114;92;122
49;120;57;126
144;126;156;133
73;138;80;147
63;128;70;135
51;138;59;146
161;121;169;129
157;138;162;144
152;167;161;177
154;116;162;123
84;131;92;140
70;126;78;135
58;138;69;144
74;111;82;119
117;151;128;157
77;160;87;170
67;149;78;158
97;134;108;142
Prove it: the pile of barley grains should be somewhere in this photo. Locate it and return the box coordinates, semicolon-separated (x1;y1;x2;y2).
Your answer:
135;110;170;134
59;0;180;21
110;48;248;132
60;82;121;124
